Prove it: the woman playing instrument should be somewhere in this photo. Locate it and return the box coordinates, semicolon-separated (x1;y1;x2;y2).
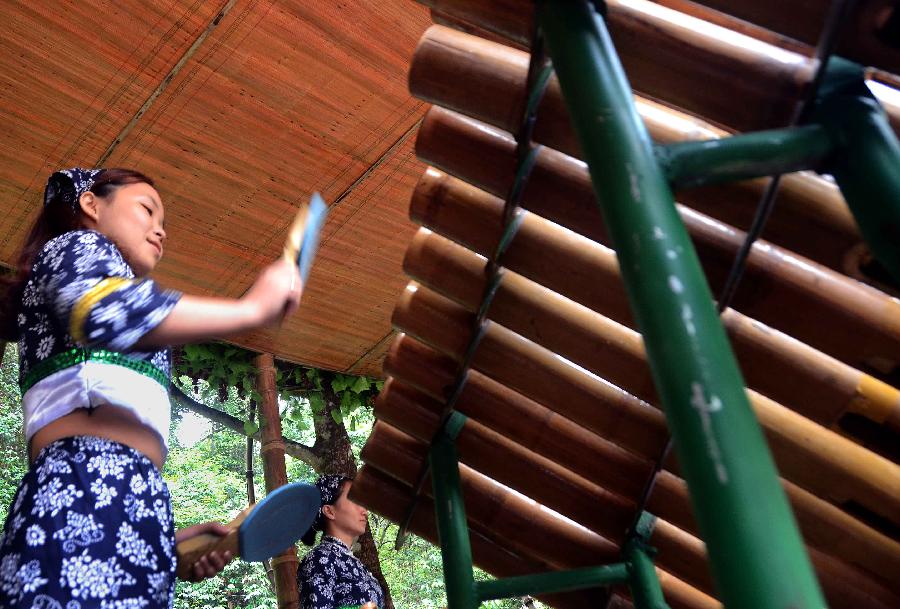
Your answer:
0;167;303;608
297;475;384;609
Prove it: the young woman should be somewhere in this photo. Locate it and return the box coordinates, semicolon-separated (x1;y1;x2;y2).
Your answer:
0;167;303;608
297;475;384;609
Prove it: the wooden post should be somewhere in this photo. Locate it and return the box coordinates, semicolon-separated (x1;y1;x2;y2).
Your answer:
256;353;300;609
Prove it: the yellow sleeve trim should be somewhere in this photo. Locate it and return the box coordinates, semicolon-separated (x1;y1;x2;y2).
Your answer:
70;277;134;344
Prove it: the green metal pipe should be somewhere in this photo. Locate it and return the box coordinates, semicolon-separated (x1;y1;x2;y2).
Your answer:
430;412;479;609
475;564;630;602
816;94;900;284
624;540;670;609
538;2;826;609
658;125;833;189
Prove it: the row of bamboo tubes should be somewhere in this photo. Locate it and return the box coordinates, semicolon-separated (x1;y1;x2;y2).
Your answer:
415;0;900;135
415;111;900;378
355;3;900;608
410;24;872;285
380;335;900;585
409;164;900;445
356;417;900;609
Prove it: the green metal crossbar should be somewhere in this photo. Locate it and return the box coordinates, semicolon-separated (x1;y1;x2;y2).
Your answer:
430;412;669;609
411;1;900;609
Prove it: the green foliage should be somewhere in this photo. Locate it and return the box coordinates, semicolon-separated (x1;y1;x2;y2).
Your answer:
0;344;27;527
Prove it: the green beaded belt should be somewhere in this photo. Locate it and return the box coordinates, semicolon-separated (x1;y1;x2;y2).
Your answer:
20;347;170;393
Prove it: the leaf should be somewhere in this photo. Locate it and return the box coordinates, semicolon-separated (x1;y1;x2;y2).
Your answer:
330;374;350;393
349;375;370;394
308;392;325;414
313;414;325;425
330;409;343;425
339;391;359;416
375;380;384;391
243;421;259;436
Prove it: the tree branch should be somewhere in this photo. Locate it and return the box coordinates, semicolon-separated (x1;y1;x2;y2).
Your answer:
170;386;321;469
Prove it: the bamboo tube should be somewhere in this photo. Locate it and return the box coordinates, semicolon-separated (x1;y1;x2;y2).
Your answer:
362;421;717;598
381;341;655;499
393;281;900;531
394;282;668;458
670;0;900;77
382;337;900;590
363;419;623;567
410;26;866;275
370;383;637;544
413;111;900;375
352;466;604;609
412;3;900;135
405;226;900;441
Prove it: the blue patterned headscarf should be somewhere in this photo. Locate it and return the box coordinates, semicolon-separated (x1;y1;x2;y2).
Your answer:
43;168;106;211
313;474;353;530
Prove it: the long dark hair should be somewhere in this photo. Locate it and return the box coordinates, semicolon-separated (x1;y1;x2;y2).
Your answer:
0;168;154;341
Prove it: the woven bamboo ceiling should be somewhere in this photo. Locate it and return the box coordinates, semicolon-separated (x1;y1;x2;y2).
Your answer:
0;1;431;376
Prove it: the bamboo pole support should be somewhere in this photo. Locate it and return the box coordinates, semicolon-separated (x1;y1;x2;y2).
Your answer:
255;353;299;609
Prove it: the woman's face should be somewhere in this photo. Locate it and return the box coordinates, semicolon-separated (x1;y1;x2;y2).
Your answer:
324;481;368;538
81;181;166;276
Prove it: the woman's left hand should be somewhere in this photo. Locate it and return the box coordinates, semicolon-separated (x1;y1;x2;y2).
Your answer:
175;522;235;582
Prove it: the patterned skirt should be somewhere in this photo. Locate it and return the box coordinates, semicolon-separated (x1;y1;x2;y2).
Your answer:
0;436;176;609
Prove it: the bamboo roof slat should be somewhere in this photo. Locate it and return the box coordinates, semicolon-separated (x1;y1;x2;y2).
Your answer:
678;0;900;76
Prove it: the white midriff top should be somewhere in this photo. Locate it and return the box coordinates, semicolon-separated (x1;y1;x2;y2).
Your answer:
23;361;171;452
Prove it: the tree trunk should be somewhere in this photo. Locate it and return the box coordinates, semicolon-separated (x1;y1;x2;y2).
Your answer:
314;381;395;609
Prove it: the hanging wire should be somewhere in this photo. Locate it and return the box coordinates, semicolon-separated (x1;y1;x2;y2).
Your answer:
394;28;553;550
716;0;857;313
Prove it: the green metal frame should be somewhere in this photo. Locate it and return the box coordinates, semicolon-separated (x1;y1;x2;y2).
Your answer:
430;412;670;609
412;2;900;609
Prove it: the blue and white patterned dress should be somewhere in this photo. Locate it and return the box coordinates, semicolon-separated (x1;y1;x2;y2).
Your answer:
0;229;183;609
17;229;180;449
297;536;384;609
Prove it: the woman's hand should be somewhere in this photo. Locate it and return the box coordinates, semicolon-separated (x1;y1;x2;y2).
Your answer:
241;257;303;326
175;522;235;582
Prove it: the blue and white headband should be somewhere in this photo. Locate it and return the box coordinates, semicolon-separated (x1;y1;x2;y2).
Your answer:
43;167;106;211
311;474;353;532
